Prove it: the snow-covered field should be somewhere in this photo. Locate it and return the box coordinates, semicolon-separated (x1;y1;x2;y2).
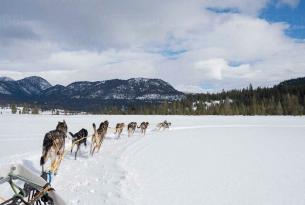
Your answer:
1;115;305;205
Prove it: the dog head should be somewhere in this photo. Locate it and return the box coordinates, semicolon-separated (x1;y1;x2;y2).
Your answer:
81;128;88;137
98;122;104;129
56;120;68;134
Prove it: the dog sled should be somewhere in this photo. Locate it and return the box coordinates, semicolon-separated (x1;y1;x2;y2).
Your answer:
0;164;66;205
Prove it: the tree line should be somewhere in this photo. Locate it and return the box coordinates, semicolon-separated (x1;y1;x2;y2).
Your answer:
101;79;305;115
7;104;40;114
4;77;305;115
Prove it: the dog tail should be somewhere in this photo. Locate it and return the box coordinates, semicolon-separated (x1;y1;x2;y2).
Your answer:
40;145;51;166
93;123;97;134
69;132;74;138
40;134;53;167
40;154;46;166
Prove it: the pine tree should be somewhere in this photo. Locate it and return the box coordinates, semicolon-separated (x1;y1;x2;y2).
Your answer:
250;95;257;115
22;105;29;114
11;104;17;114
31;106;40;114
287;94;300;115
275;101;283;115
224;97;232;115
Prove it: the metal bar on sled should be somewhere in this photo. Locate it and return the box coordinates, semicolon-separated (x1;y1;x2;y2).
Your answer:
0;164;66;205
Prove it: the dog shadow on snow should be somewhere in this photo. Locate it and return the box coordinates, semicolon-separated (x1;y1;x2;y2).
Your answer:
65;149;91;160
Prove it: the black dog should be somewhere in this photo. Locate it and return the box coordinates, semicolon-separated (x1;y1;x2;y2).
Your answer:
69;128;88;160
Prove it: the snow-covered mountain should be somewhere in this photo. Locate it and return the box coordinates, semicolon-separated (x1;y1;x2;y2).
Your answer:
43;78;184;101
0;76;185;109
17;76;52;95
0;76;52;97
0;76;14;82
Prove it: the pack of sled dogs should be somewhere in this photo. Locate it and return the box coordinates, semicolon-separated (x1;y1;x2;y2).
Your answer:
40;120;171;175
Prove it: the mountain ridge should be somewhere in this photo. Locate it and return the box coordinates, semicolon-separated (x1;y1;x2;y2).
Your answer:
0;76;185;111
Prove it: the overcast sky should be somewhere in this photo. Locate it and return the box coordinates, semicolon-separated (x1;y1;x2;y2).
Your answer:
0;0;305;92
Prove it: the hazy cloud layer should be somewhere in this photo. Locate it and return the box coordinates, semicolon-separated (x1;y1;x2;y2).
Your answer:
0;0;304;92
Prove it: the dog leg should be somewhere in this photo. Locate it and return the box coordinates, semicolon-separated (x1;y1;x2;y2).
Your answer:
53;159;59;175
97;144;101;153
71;143;74;154
52;155;60;175
75;144;80;160
50;159;56;174
90;137;94;155
92;140;98;156
92;146;96;156
54;148;65;175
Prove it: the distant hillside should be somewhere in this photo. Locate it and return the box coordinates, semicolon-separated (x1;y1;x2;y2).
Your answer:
278;77;305;87
183;77;305;115
0;76;185;111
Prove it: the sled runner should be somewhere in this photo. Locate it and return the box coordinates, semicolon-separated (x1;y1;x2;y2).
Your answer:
0;164;66;205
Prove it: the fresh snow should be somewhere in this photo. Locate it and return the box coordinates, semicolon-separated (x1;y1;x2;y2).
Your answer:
1;115;305;205
128;78;150;83
136;94;184;100
0;107;88;115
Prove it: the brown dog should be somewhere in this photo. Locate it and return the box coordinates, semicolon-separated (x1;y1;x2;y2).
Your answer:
156;120;172;130
127;122;137;137
90;120;108;156
138;122;149;135
115;123;125;138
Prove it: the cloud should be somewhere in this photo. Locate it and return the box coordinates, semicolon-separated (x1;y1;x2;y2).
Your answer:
194;58;252;80
176;85;209;93
204;0;270;15
0;48;162;85
0;0;304;92
277;0;300;8
194;58;226;80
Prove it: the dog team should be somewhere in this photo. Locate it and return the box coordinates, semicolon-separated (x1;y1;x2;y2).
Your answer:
40;120;171;175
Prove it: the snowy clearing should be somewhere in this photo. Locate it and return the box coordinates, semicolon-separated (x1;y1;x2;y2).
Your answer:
1;115;305;205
